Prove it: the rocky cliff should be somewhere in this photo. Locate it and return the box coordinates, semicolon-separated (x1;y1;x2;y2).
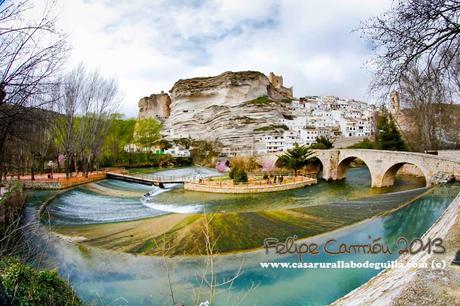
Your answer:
138;91;171;121
138;71;294;152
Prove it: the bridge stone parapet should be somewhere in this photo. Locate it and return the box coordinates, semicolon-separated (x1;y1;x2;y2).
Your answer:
314;149;460;188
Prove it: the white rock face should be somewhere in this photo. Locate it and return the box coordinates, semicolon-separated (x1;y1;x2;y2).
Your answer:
163;71;293;151
138;91;171;122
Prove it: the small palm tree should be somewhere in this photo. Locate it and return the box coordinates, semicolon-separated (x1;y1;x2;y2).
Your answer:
276;143;315;176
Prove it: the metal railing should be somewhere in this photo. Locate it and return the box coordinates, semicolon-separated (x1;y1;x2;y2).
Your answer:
192;176;317;189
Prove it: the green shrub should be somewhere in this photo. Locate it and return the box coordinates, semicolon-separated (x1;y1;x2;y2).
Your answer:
244;95;271;106
310;142;328;149
281;98;292;103
0;183;25;250
376;107;407;151
189;140;222;166
254;124;289;132
173;157;193;167
347;138;376;149
229;167;236;179
311;136;334;149
0;257;81;306
233;169;248;184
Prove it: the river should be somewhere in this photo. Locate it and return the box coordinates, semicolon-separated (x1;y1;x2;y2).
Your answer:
21;167;459;305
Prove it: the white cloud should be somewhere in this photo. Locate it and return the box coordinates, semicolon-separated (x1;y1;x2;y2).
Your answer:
31;0;392;116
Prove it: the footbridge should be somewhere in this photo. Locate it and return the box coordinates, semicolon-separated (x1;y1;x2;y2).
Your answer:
106;172;195;188
315;149;460;188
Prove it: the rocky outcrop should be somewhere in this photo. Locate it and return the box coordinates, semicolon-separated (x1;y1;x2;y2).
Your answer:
162;71;293;151
138;91;171;121
430;171;455;184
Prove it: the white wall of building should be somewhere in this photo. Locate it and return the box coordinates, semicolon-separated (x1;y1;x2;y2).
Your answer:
259;96;375;154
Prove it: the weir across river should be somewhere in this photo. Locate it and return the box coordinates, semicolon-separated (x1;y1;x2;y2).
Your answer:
106;172;192;188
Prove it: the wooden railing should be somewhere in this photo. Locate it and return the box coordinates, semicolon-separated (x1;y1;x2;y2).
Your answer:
8;169;126;190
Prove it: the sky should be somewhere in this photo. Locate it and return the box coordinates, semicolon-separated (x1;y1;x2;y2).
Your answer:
33;0;393;117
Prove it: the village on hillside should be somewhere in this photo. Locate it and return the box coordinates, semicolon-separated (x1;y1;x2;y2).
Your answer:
134;71;377;157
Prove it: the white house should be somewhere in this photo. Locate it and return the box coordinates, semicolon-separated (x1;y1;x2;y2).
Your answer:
259;95;376;152
164;145;191;157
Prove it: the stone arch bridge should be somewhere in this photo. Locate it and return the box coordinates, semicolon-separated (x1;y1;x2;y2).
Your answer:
314;149;460;188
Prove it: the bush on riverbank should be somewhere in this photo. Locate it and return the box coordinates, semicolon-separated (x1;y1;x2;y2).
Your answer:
0;187;82;305
0;257;82;305
229;166;248;183
232;169;248;183
189;139;221;167
0;182;26;255
347;138;376;149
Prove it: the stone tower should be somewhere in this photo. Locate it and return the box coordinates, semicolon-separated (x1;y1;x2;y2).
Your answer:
268;72;293;98
268;72;284;89
390;90;400;114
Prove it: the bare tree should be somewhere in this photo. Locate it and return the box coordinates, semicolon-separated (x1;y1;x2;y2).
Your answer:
53;65;85;177
153;213;253;306
192;214;247;306
360;0;460;150
79;70;119;176
154;233;179;306
398;65;446;150
0;0;67;179
53;65;120;177
359;0;460;91
441;49;460;147
2;108;57;180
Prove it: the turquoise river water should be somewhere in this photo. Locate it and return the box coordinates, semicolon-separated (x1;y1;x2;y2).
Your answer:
21;167;460;305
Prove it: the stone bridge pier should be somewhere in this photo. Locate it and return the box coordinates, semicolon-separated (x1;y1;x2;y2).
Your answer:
315;149;460;188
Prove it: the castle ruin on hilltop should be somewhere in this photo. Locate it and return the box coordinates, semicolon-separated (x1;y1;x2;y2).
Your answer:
268;72;293;99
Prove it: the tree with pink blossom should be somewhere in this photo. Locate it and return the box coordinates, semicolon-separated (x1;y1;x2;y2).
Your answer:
258;156;277;174
215;160;229;173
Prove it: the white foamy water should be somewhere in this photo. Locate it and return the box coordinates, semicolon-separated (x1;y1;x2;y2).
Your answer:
140;199;203;214
48;189;166;225
47;168;214;224
139;182;203;213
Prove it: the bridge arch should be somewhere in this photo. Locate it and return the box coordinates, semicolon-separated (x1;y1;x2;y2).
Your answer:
314;152;335;181
313;149;458;188
337;155;375;185
378;162;429;188
307;156;325;180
